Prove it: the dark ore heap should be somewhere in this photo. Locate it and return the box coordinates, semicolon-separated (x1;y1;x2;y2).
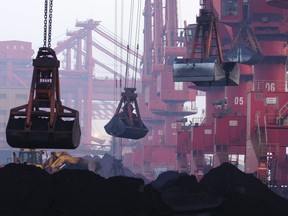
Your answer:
0;162;288;216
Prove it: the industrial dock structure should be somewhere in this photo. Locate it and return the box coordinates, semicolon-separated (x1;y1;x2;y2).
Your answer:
0;0;288;187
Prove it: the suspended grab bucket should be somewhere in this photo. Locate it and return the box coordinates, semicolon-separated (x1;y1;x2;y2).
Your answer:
6;47;81;149
104;88;149;140
174;8;240;87
105;115;148;139
6;108;81;149
227;44;264;65
173;58;240;86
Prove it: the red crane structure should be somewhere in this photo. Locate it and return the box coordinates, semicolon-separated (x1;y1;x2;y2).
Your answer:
175;0;288;187
1;0;288;186
0;0;196;178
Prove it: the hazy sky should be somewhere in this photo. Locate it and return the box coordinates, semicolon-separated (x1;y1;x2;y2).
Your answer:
0;0;199;51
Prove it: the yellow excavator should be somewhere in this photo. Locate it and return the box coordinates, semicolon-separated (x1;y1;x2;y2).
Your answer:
43;151;101;174
12;149;46;169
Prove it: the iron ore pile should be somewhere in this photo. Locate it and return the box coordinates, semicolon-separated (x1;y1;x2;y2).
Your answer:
0;160;288;216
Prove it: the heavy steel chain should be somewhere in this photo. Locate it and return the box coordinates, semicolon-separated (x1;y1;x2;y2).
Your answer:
48;0;53;47
43;0;48;47
43;0;53;47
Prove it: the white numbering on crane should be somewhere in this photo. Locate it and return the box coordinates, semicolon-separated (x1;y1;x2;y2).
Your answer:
148;136;153;141
234;96;244;105
171;123;177;129
158;130;164;135
265;82;276;92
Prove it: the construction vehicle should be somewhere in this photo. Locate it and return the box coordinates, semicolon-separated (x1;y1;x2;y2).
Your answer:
43;151;101;174
12;149;46;168
5;0;81;149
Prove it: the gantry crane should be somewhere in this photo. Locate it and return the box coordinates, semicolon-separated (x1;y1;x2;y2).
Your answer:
175;0;288;186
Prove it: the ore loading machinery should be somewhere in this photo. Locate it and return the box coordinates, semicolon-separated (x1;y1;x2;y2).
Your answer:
0;10;141;153
104;4;149;141
120;0;198;180
6;0;81;149
0;0;198;178
175;0;288;186
1;0;288;185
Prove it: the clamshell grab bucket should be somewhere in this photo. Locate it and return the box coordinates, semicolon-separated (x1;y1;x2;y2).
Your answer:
6;108;81;149
227;44;263;65
6;47;81;149
104;87;149;140
173;58;240;86
104;115;149;140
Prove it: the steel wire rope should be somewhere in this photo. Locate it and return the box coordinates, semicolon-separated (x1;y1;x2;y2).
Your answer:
118;0;125;160
114;0;119;110
93;28;140;83
97;25;130;48
132;0;142;89
97;24;142;61
115;0;125;160
92;36;123;79
123;0;142;89
124;0;136;89
120;0;124;85
92;36;125;73
93;25;138;80
92;35;141;79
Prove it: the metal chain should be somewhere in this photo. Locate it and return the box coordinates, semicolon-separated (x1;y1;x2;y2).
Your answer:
43;0;53;47
48;0;53;47
43;0;48;47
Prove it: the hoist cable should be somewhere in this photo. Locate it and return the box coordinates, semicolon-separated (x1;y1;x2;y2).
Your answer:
127;0;134;49
136;0;142;47
114;0;118;104
133;44;139;88
120;0;124;88
133;0;142;88
124;0;135;88
124;45;130;88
